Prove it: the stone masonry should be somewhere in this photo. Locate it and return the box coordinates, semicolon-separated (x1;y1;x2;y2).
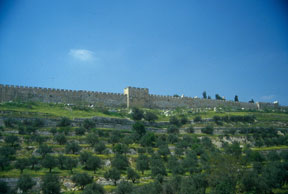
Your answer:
0;84;280;110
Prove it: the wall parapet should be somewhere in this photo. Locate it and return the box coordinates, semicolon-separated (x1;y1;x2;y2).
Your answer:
0;84;281;110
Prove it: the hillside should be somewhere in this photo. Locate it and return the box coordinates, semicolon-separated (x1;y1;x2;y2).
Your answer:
0;101;288;194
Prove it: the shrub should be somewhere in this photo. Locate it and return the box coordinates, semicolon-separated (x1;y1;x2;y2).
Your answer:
54;134;67;145
186;126;194;133
72;173;93;190
75;127;86;135
169;116;180;126
65;141;81;154
17;174;36;193
83;183;105;194
41;174;61;194
115;181;133;194
83;119;95;130
167;125;179;134
57;117;71;127
42;155;58;173
127;168;140;183
180;115;189;125
131;108;144;121
144;111;158;122
201;126;214;135
132;121;146;139
111;154;129;170
0;180;9;194
104;168;121;185
94;141;107;154
194;116;202;122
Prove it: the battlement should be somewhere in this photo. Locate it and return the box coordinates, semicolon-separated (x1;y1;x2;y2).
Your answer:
0;84;126;107
0;83;280;110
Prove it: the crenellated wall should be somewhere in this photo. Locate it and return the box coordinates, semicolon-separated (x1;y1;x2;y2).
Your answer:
149;95;258;109
0;84;280;110
0;84;126;107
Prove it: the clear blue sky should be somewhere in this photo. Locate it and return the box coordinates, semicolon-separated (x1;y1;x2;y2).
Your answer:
0;0;288;104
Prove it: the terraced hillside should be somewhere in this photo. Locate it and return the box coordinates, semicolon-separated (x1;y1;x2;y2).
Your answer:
0;101;288;194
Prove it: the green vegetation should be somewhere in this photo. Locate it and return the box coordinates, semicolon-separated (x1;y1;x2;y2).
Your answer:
0;101;288;193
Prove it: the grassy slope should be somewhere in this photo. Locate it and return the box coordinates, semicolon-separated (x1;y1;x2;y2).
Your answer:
1;101;288;193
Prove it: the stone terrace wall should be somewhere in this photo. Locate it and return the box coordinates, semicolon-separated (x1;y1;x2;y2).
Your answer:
149;95;258;110
0;84;126;107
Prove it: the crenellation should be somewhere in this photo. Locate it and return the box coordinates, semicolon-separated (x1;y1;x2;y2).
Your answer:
0;84;281;110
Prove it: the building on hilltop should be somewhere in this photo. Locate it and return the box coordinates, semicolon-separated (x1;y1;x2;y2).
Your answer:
0;84;280;110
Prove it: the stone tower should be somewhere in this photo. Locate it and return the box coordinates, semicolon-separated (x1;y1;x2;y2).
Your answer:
124;87;150;108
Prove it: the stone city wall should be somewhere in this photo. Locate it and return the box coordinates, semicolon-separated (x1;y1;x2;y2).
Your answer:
0;84;126;107
148;94;259;110
0;84;280;110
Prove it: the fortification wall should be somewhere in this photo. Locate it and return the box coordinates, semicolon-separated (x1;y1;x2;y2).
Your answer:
0;84;280;110
124;87;150;108
149;95;258;110
0;84;126;107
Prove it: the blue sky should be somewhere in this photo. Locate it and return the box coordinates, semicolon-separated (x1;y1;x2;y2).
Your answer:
0;0;288;104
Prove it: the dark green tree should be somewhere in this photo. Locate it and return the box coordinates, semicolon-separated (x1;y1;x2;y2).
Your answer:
132;121;146;139
186;125;194;133
167;156;184;175
203;91;207;99
72;173;93;190
5;135;19;147
104;168;121;186
82;183;105;194
113;144;129;155
131;108;144;121
94;141;107;154
33;134;47;145
127;168;140;183
64;157;78;173
15;158;29;174
157;144;170;160
86;132;99;147
57;117;71;127
17;174;36;193
86;156;102;174
234;95;239;102
0;156;10;171
180;174;208;194
65;141;81;154
111;154;129;170
50;128;57;135
182;151;199;174
41;174;61;194
42;155;58;173
180;115;189;125
136;154;149;175
167;125;179;134
37;144;52;158
201;126;214;134
79;151;92;168
150;154;167;177
144;112;158;122
169;116;180;126
109;130;121;145
58;154;67;170
215;94;223;100
194;116;202;122
140;132;156;147
83;119;96;130
0;180;9;194
54;134;67;145
75;127;86;135
115;181;133;194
